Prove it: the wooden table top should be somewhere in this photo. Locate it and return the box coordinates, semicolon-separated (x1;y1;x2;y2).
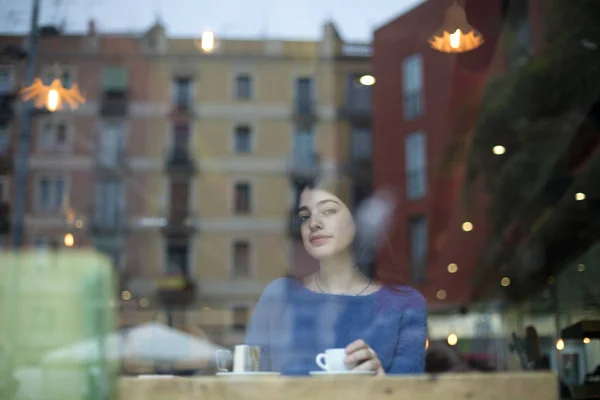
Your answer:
120;371;558;400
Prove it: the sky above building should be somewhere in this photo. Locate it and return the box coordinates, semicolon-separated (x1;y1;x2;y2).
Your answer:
1;0;425;42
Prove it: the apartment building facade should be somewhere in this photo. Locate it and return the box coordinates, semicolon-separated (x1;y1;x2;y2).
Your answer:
0;19;372;353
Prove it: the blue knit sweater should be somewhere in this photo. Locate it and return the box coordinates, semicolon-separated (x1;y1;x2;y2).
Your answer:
245;277;428;375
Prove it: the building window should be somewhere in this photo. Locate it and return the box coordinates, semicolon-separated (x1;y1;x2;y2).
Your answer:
409;215;427;283
232;306;249;332
350;127;372;161
292;127;315;166
166;243;189;275
232;240;251;277
102;66;128;92
295;77;313;114
0;67;12;93
346;74;371;112
402;54;424;120
234;125;251;153
95;180;123;227
37;176;65;211
234;182;251;213
234;74;252;100
98;122;124;167
405;131;426;200
173;77;193;108
0;123;9;153
39;121;69;151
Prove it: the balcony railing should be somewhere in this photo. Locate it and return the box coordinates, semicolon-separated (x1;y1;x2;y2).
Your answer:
293;100;317;127
171;97;194;116
100;91;129;117
156;273;196;308
340;101;371;124
166;146;196;174
161;212;199;236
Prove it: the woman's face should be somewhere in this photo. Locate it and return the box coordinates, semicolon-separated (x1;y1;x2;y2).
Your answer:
298;187;356;259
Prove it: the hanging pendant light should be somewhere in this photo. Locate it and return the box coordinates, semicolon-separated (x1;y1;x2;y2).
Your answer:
20;64;85;112
429;1;484;53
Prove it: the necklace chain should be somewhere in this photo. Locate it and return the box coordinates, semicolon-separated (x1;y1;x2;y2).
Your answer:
315;275;372;296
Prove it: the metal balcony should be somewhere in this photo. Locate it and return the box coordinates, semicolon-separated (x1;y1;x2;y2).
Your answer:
166;147;197;176
339;102;371;125
292;100;317;126
161;212;199;236
100;91;128;117
155;273;196;308
89;212;127;235
170;98;195;118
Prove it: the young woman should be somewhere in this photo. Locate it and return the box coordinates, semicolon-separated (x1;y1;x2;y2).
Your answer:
245;177;427;375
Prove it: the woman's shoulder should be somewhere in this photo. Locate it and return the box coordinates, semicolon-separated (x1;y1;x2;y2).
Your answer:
379;284;427;311
261;276;298;299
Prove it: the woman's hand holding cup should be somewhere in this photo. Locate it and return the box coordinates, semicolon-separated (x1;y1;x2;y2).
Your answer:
344;339;385;376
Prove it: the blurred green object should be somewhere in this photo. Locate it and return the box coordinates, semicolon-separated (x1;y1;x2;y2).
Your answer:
0;250;117;400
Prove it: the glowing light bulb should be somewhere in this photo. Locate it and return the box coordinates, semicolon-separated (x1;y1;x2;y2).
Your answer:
575;192;586;201
583;337;590;344
450;29;462;49
447;263;458;273
448;333;458;346
359;75;376;86
425;338;429;349
122;290;132;300
47;89;59;111
201;30;216;53
64;233;74;247
493;145;506;155
556;339;564;350
462;221;473;232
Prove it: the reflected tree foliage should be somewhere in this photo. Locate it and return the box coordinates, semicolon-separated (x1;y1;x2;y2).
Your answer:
465;0;600;235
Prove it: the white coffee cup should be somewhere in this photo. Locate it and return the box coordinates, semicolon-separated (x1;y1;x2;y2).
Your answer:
315;348;349;372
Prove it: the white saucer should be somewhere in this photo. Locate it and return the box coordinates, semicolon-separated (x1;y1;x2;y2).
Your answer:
309;370;375;376
216;372;281;377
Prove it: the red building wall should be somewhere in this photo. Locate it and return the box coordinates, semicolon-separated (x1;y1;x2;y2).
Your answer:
372;0;545;308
